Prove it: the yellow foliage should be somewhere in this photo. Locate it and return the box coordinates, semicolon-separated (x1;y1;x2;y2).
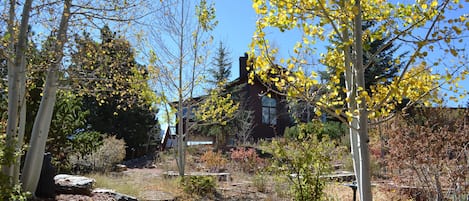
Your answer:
195;89;239;126
249;0;467;126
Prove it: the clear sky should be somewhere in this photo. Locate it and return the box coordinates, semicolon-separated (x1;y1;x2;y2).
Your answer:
212;1;469;107
211;1;306;80
211;0;257;80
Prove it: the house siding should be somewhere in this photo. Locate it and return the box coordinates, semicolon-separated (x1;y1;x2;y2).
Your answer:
234;54;291;140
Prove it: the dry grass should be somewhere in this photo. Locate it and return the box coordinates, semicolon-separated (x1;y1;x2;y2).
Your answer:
84;143;418;201
86;171;182;200
324;182;413;201
86;170;417;201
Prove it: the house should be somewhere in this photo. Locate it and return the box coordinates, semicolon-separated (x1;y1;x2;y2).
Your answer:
226;53;292;139
161;54;293;148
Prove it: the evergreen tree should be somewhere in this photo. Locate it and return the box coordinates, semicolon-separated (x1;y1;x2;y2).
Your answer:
321;21;406;95
361;21;406;92
195;42;236;149
208;42;232;86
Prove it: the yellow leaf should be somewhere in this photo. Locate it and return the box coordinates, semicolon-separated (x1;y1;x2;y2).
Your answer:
421;3;428;10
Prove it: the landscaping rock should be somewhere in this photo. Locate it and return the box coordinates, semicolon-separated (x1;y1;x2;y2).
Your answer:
115;164;128;172
54;174;95;195
93;188;138;201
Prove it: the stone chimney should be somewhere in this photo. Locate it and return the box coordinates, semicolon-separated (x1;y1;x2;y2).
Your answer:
239;53;249;81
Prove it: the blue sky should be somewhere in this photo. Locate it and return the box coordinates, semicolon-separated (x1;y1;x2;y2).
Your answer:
211;0;257;80
212;1;307;80
212;1;469;107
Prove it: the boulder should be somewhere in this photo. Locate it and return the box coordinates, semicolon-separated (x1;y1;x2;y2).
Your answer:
54;174;95;195
93;188;138;201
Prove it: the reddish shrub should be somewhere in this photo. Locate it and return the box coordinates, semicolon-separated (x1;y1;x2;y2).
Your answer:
200;150;227;172
230;147;265;173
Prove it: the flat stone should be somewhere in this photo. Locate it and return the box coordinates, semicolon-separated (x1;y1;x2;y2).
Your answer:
55;174;95;195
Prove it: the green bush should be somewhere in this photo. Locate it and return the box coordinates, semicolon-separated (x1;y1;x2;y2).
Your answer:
70;135;126;173
71;131;103;158
321;121;346;140
284;120;345;141
253;172;267;193
182;176;217;198
0;179;29;201
272;121;334;201
0;129;29;200
52;131;104;173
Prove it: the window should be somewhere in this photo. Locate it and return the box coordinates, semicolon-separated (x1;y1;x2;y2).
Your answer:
262;96;277;125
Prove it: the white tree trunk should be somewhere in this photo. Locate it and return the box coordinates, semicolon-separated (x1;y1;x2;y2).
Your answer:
2;0;33;181
13;55;27;185
21;0;71;194
343;27;362;190
353;0;373;200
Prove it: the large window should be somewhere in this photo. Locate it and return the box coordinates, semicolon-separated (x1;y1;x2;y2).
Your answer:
262;96;277;125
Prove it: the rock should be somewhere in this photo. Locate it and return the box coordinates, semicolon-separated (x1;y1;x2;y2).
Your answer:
54;174;95;195
36;153;56;198
115;164;127;172
93;188;139;201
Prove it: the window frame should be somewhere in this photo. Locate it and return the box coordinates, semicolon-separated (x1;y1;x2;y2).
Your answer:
261;96;277;125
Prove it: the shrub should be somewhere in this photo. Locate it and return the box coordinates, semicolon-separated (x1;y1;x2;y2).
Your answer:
321;121;346;140
387;108;468;200
230;147;264;173
70;135;126;173
71;131;103;159
0;180;29;201
52;131;103;173
182;176;217;198
252;172;267;193
0;124;29;200
200;150;227;172
285;120;346;141
271;121;333;201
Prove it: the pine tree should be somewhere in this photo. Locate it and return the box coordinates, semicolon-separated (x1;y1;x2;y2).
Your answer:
321;21;406;96
208;42;232;86
361;21;406;92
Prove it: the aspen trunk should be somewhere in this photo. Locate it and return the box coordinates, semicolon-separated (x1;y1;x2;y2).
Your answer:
344;46;362;190
13;56;27;185
2;0;33;181
342;16;362;191
21;0;71;194
176;0;186;177
353;0;373;200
